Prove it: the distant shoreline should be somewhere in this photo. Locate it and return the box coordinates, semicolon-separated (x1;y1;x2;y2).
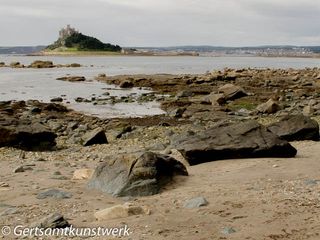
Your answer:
27;50;199;57
26;52;320;58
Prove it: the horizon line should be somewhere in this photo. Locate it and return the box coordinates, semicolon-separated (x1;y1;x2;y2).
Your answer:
1;44;320;48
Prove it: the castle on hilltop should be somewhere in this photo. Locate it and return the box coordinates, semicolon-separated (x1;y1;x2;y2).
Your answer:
59;25;78;41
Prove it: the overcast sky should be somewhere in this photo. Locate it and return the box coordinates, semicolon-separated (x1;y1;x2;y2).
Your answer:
1;0;320;47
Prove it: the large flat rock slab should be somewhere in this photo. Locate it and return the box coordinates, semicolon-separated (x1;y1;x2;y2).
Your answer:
171;120;297;165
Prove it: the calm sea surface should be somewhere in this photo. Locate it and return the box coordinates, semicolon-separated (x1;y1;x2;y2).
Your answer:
1;55;320;118
1;55;320;75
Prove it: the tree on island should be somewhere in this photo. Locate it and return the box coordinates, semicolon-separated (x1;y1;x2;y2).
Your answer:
46;25;121;52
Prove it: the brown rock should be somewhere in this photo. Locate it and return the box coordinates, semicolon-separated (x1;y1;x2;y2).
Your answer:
56;76;86;82
256;99;281;114
119;80;134;88
10;62;23;68
29;60;54;68
209;93;226;105
69;63;81;67
218;84;247;100
94;203;149;221
72;169;94;180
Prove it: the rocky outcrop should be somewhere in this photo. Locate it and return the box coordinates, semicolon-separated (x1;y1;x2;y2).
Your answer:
0;121;57;150
6;60;81;69
56;76;86;82
171;120;297;165
50;97;63;102
69;63;81;67
268;115;319;141
10;62;24;68
0;101;72;150
29;60;54;68
88;151;188;197
42;103;69;112
119;80;134;88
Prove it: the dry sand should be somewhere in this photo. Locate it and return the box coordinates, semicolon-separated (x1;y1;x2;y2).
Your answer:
1;140;320;240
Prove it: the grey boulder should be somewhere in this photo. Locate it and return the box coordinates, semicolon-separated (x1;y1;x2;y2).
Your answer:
88;151;188;197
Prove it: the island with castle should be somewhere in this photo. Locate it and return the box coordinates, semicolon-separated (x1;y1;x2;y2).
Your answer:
42;25;122;55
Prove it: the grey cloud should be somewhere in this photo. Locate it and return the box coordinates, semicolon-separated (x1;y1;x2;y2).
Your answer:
0;0;320;46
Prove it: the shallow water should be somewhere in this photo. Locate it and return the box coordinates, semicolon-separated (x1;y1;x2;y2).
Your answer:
1;55;320;118
0;62;165;118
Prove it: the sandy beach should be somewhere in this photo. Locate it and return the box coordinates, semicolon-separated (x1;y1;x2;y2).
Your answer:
1;140;320;239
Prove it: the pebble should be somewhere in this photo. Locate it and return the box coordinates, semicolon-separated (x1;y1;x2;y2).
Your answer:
50;175;69;180
35;157;47;162
36;189;73;199
304;179;320;186
32;213;70;228
0;182;9;188
221;227;236;235
0;207;18;216
13;165;33;173
184;196;208;209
